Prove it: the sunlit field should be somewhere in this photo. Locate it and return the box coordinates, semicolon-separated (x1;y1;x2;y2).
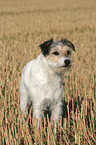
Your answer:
0;0;96;144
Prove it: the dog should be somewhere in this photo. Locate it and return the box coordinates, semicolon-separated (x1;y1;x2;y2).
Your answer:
20;38;75;126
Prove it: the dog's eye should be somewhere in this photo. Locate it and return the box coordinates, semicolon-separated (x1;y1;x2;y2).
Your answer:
52;51;59;55
67;51;71;55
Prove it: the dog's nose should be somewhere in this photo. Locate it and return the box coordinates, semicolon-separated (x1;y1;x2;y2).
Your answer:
64;59;70;66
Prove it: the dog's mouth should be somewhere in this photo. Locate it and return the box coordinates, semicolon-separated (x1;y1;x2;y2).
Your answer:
62;64;72;68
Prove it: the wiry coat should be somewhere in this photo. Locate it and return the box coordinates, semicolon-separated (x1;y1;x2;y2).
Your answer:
20;38;75;123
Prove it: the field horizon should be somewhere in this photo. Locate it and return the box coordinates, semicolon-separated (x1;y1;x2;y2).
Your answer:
0;0;96;144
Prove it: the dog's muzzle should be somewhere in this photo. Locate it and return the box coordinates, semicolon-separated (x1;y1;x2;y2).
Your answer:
64;59;71;67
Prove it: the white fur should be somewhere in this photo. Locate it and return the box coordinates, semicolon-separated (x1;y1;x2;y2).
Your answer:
20;53;64;121
20;42;73;123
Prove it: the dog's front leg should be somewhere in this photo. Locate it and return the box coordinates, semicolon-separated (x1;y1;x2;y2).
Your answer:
33;104;42;129
52;102;62;134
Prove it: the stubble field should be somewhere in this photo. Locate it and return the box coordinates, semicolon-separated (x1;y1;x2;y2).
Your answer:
0;0;96;144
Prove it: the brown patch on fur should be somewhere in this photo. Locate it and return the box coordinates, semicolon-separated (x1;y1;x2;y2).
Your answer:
67;42;73;49
51;55;59;63
61;48;68;56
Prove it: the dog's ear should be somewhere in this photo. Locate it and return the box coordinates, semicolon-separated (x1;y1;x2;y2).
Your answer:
61;38;75;51
39;38;53;56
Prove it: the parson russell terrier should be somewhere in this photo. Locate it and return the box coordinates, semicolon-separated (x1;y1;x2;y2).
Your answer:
20;38;75;126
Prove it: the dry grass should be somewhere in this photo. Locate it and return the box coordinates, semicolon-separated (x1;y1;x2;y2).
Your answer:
0;0;96;144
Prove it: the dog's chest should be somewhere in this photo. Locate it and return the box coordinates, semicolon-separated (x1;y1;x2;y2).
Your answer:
28;58;63;104
41;75;63;101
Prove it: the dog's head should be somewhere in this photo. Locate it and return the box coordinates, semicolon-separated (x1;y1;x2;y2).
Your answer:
39;38;75;74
